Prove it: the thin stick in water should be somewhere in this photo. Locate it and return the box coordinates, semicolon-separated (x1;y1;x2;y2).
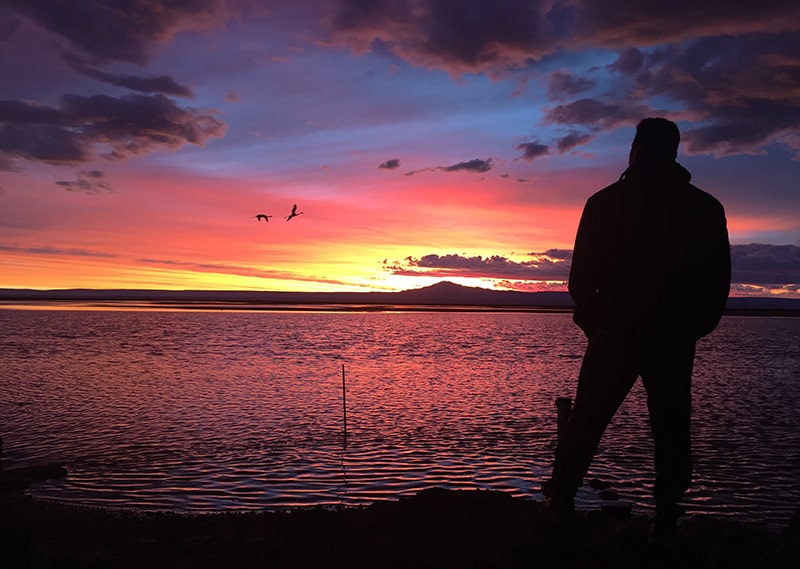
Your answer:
342;364;347;438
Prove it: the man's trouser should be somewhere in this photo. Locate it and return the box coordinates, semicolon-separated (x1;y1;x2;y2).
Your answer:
549;333;696;509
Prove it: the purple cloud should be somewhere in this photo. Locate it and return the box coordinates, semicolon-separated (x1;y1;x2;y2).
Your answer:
329;1;799;70
0;94;226;169
608;48;644;75
379;158;401;170
548;70;595;101
326;1;800;157
65;53;194;98
386;245;798;288
55;170;113;194
405;158;492;176
554;130;594;153
517;141;549;161
1;2;228;172
386;251;571;280
6;0;226;65
440;158;493;173
331;0;553;72
543;98;656;131
731;243;800;286
543;33;800;157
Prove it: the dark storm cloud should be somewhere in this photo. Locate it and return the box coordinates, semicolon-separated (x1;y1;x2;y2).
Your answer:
65;53;195;98
330;1;799;69
56;170;113;194
682;110;800;158
571;1;800;46
415;0;544;67
516;141;549;161
329;0;556;74
542;34;800;156
617;34;800;157
0;94;226;168
6;0;225;65
379;158;400;170
329;1;800;156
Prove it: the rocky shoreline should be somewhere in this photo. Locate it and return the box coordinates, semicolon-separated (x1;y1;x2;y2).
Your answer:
2;481;798;569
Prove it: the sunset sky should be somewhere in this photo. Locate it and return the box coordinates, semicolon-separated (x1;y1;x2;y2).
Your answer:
1;1;798;295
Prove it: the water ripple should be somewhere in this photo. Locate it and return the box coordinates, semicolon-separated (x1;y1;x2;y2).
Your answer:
1;311;798;531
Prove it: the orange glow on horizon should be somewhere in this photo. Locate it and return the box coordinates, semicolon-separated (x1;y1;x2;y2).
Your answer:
1;163;794;294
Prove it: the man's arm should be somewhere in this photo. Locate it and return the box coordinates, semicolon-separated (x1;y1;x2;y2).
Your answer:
568;196;604;337
692;200;731;339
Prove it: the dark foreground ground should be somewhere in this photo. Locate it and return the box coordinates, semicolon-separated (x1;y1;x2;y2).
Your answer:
2;484;798;569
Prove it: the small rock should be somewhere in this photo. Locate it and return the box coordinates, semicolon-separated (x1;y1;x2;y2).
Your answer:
599;489;620;501
589;478;611;490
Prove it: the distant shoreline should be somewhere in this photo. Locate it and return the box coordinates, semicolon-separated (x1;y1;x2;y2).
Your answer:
1;299;799;317
0;300;574;313
1;281;799;316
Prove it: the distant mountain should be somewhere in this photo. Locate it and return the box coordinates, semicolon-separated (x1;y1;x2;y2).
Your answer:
0;281;574;308
390;281;572;307
1;281;799;313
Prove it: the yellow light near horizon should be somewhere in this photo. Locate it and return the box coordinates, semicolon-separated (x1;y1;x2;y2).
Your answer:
0;251;390;292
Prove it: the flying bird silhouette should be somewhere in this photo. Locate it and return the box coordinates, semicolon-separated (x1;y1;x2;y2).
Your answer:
254;214;272;222
286;204;304;221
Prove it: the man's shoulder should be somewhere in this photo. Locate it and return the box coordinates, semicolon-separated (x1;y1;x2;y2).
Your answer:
683;183;726;214
586;179;626;207
586;174;725;213
580;180;634;220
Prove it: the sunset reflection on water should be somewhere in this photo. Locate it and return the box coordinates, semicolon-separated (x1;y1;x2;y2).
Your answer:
1;309;798;530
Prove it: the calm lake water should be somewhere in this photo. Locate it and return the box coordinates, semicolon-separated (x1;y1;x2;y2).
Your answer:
1;308;798;530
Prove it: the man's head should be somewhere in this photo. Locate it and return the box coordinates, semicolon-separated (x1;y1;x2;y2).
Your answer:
629;118;680;166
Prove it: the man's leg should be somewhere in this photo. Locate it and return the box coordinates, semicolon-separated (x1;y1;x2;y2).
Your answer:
641;340;696;525
547;335;639;505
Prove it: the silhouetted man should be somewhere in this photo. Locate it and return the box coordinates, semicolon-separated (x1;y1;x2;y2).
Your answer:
544;118;731;535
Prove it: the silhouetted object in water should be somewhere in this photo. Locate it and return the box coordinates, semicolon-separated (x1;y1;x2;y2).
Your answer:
255;214;272;222
543;118;731;535
0;463;67;493
555;397;572;447
286;204;303;221
0;435;68;492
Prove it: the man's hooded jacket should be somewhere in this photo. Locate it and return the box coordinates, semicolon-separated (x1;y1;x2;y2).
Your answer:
568;161;731;342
